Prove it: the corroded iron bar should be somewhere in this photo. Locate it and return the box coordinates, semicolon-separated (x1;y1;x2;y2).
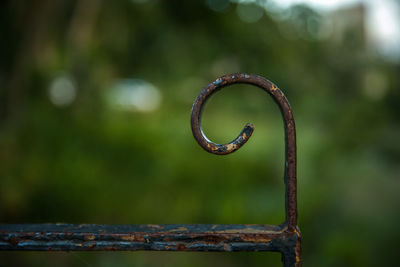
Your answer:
0;224;283;251
0;224;299;265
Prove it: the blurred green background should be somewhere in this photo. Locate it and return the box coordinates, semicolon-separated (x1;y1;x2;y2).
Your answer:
1;0;399;266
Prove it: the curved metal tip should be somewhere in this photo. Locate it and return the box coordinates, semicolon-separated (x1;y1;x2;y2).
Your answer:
190;74;261;155
205;123;254;155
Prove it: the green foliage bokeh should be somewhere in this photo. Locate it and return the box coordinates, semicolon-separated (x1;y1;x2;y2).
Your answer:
0;1;399;266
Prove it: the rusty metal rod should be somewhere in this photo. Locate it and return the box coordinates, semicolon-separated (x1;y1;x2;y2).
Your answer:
0;224;300;266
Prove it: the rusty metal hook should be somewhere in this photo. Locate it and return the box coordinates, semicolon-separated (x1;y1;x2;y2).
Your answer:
191;73;298;231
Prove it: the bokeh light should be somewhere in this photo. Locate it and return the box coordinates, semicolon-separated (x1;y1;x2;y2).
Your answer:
107;79;162;112
48;74;77;107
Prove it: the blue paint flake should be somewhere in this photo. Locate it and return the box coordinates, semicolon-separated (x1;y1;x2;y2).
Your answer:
213;78;222;85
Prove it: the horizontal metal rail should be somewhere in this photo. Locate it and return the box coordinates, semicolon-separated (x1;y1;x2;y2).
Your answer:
0;73;301;267
0;224;300;265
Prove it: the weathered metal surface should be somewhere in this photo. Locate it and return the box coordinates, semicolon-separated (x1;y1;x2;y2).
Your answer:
0;73;301;267
190;73;300;266
0;224;284;251
0;224;300;266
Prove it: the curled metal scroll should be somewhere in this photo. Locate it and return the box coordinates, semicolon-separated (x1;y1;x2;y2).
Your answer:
190;73;298;231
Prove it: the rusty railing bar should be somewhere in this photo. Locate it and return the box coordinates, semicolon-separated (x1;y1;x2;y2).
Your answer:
0;224;299;266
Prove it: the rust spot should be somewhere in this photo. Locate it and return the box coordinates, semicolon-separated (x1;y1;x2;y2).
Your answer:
210;228;281;235
241;235;272;243
170;226;188;233
225;143;237;151
147;224;163;229
84;234;96;241
121;235;136;241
